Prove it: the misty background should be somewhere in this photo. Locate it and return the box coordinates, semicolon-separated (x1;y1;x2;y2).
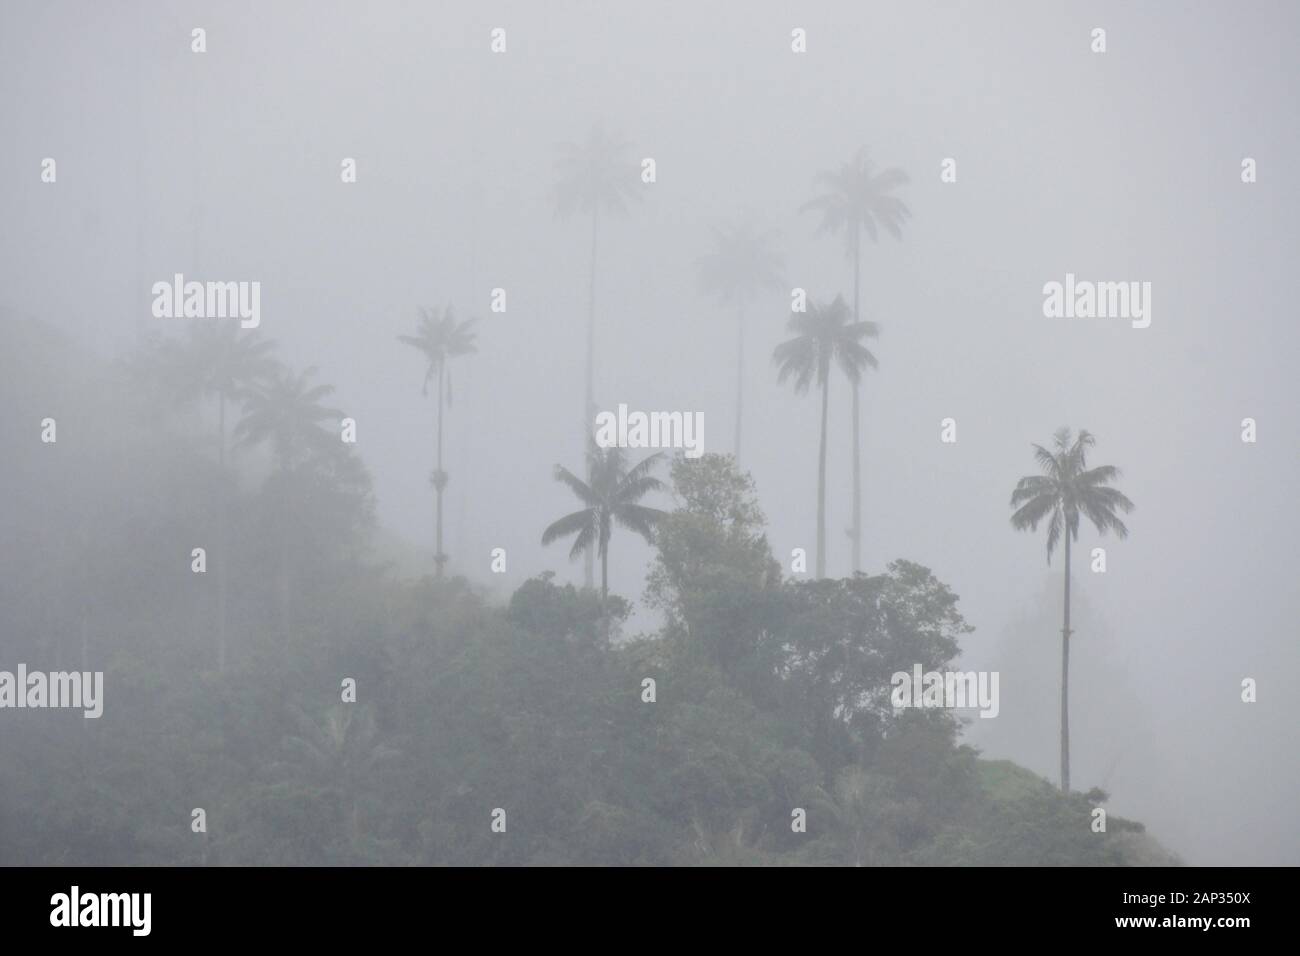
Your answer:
1;0;1297;865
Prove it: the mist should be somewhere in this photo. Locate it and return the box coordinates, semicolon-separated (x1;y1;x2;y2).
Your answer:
1;0;1296;866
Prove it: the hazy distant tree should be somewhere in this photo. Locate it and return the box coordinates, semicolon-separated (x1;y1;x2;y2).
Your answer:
398;307;478;578
695;221;784;464
554;122;640;588
236;366;344;628
773;296;878;578
148;323;281;466
235;366;342;472
278;704;400;850
542;445;666;602
1009;428;1134;793
138;324;280;670
802;149;909;574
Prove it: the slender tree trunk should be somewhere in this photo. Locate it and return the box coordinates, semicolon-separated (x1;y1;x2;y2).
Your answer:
435;360;447;578
599;524;610;643
816;372;829;578
734;302;745;464
1061;532;1072;792
217;392;228;672
851;231;862;576
278;493;291;631
583;209;599;589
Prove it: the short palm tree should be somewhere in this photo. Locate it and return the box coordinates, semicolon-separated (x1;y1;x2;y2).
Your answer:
279;704;400;847
695;220;783;464
773;296;878;579
542;445;666;602
235;366;343;472
399;306;478;578
235;366;344;630
802;148;909;574
1009;427;1134;793
555;122;640;587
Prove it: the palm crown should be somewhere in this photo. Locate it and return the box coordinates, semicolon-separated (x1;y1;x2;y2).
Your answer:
235;366;343;469
553;121;640;220
1010;427;1135;562
146;323;279;405
397;306;478;399
542;446;667;598
773;295;879;392
801;147;911;257
696;220;784;306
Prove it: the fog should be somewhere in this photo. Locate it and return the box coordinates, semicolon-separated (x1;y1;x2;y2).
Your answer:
2;0;1296;865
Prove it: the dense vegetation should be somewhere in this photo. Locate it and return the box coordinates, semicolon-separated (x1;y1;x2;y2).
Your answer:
0;319;1173;866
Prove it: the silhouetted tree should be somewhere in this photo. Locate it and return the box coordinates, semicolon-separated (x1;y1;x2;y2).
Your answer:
773;296;878;578
139;324;280;670
802;149;909;574
555;122;640;587
542;445;665;602
695;221;783;464
398;307;478;578
236;366;344;628
1010;427;1134;792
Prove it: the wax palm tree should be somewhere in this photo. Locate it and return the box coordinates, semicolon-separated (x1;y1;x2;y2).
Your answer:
235;366;343;471
278;704;400;849
695;220;784;464
235;366;344;630
144;323;281;465
139;324;280;671
555;122;640;587
802;148;909;574
398;306;478;578
773;296;878;579
542;445;666;602
1009;427;1134;793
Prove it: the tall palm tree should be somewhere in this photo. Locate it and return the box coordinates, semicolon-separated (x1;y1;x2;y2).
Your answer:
802;148;909;574
695;220;783;464
773;296;878;579
235;366;344;629
1009;427;1134;793
542;445;666;602
555;122;640;588
398;307;478;578
143;324;280;671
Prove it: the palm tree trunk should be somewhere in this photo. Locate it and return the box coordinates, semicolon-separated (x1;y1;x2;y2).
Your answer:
816;373;829;578
435;360;446;578
851;231;862;575
278;504;291;631
583;209;599;590
1061;532;1072;792
734;303;745;464
599;524;610;643
217;392;228;672
601;545;608;602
